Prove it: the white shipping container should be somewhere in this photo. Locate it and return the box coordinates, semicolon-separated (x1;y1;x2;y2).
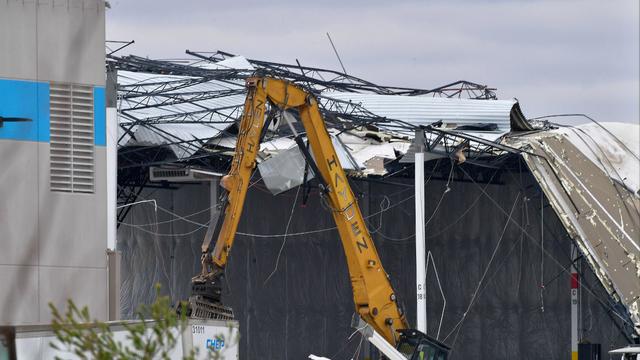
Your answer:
7;319;239;359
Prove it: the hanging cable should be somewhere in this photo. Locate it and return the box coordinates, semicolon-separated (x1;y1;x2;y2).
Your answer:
117;171;264;228
367;195;391;234
120;220;211;237
116;199;158;212
425;168;499;239
118;205;210;227
425;162;455;230
457;165;635;331
264;185;302;284
425;250;447;340
443;193;520;351
237;191;417;239
328;323;370;360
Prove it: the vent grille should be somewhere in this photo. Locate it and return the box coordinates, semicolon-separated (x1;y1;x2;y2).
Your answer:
49;83;94;193
152;168;190;179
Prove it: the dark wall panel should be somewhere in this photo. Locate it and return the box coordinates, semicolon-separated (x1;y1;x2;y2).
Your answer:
118;169;628;359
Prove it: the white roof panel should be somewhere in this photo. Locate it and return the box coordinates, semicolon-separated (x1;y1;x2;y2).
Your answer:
324;92;517;134
554;122;640;195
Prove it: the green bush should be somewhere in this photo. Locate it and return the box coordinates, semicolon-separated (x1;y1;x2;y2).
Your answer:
49;284;194;360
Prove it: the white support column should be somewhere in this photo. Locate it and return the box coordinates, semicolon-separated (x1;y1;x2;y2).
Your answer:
106;69;118;251
415;130;427;333
106;69;119;320
106;107;118;251
571;244;579;360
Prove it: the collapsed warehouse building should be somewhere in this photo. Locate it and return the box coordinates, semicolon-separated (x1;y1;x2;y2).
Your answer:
110;51;639;359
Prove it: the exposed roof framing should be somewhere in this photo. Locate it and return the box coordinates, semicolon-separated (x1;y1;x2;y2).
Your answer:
112;49;520;212
110;50;507;158
186;50;497;99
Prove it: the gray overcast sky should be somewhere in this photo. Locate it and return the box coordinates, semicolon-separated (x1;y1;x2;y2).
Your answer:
106;0;639;125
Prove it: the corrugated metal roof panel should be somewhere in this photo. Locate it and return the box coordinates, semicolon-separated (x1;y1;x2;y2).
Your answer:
324;92;518;134
127;123;229;159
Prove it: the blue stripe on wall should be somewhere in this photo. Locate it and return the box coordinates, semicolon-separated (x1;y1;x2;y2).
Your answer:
0;80;105;145
93;86;105;146
37;83;50;142
0;79;49;142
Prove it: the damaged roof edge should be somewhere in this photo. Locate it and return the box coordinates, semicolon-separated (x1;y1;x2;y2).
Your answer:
322;92;535;135
506;132;640;337
510;102;534;131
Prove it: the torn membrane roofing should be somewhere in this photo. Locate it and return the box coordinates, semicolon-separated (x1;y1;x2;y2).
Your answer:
504;122;640;334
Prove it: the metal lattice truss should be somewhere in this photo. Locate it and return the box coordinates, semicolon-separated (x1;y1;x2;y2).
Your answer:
188;50;497;99
111;50;521;188
110;50;498;130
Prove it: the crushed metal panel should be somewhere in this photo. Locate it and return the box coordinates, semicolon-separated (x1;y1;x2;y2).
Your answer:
260;137;297;153
202;55;255;70
258;145;313;195
350;143;396;165
507;133;640;334
331;136;364;170
257;135;363;195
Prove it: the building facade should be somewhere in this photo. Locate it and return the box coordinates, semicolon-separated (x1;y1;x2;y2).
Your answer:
0;0;107;324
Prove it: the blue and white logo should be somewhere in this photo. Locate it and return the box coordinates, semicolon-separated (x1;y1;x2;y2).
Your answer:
206;338;225;351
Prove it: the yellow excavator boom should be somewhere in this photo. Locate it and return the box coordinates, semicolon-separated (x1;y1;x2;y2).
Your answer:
193;76;408;345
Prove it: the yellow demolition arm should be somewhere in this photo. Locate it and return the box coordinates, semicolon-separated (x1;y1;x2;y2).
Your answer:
201;77;408;344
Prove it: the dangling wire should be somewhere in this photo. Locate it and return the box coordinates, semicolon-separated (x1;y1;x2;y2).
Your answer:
424;161;455;231
425;250;447;340
444;193;521;349
367;195;391;234
264;185;302;285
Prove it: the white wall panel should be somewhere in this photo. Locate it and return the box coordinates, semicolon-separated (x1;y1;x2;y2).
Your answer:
36;0;105;86
0;265;39;324
38;146;107;268
0;0;37;80
0;0;107;325
38;266;107;323
0;142;39;266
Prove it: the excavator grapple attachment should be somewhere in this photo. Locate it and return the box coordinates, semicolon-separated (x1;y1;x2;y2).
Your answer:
186;295;234;320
